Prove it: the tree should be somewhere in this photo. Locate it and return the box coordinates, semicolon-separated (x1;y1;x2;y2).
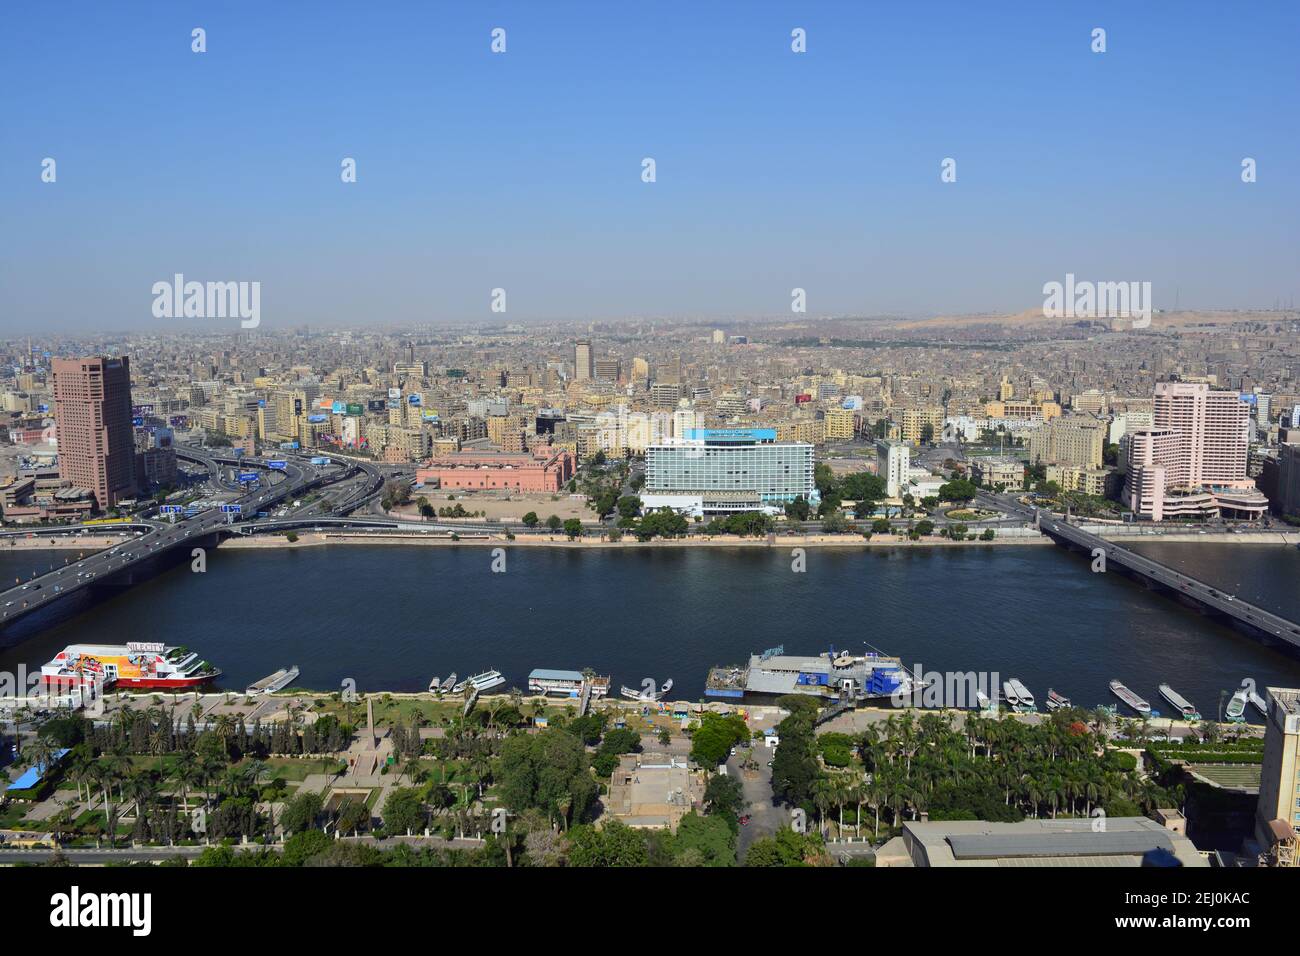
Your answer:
383;787;427;836
545;514;562;531
497;729;597;829
689;713;748;768
784;496;812;521
522;511;539;528
938;479;978;503
616;495;642;519
914;519;935;536
562;518;583;539
704;774;745;827
566;820;648;867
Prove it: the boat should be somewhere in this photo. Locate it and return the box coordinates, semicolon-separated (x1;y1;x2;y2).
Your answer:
620;679;673;702
530;669;611;698
1002;680;1021;709
439;673;457;693
1046;688;1071;711
974;689;995;712
453;669;506;694
427;675;441;694
1158;683;1201;721
1109;680;1151;715
40;642;221;690
1225;686;1248;722
246;665;299;696
1008;678;1036;712
705;646;920;704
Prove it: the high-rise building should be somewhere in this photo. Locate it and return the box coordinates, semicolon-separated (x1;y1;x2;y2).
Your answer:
642;428;816;517
1124;382;1267;521
52;356;139;509
1027;415;1106;469
876;438;910;498
574;340;592;381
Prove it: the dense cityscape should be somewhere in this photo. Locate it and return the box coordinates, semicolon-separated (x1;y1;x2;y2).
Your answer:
3;0;1295;936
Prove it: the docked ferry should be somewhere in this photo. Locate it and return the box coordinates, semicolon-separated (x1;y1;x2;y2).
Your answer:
41;643;221;690
1109;679;1151;715
453;669;507;694
529;668;611;699
1158;683;1201;721
1045;689;1071;711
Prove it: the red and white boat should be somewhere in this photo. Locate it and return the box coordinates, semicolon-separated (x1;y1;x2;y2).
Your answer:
41;642;221;690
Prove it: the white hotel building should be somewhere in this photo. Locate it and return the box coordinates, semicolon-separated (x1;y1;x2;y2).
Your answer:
641;428;816;517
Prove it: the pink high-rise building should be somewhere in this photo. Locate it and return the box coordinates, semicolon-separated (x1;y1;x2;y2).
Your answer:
1124;382;1266;521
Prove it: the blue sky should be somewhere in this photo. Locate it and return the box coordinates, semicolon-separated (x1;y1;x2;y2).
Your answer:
1;0;1297;332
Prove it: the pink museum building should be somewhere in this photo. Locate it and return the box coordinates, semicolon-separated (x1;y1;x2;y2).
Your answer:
416;446;575;493
1124;382;1268;521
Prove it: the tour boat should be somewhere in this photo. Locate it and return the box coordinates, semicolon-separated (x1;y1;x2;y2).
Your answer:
41;642;221;690
1046;688;1071;711
1109;680;1151;715
453;669;506;694
439;673;457;693
1225;686;1248;722
1158;683;1201;721
427;675;442;693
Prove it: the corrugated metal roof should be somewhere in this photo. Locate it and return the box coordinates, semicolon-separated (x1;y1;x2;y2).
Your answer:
947;830;1175;860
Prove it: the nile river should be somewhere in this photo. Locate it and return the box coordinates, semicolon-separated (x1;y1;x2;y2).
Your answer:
1;541;1298;720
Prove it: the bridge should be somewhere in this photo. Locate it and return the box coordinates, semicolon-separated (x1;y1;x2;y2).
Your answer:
0;445;385;641
979;491;1300;653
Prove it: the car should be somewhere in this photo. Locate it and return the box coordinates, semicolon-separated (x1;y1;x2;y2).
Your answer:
3;602;11;607
739;815;751;826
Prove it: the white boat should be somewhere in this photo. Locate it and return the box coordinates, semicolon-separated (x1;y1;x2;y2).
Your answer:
1109;680;1151;715
427;675;442;693
1008;678;1036;711
1002;680;1021;709
1046;689;1070;711
1158;683;1201;721
246;665;299;696
454;669;506;694
439;673;457;693
1225;686;1248;722
974;689;994;711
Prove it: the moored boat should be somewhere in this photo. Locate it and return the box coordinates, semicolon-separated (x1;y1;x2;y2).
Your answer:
1225;686;1248;722
1046;688;1071;711
41;642;221;690
1158;683;1201;721
1008;678;1036;711
1109;679;1151;715
427;675;442;693
453;669;506;694
439;673;457;693
246;665;299;696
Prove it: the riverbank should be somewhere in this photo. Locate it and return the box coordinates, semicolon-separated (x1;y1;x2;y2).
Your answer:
215;529;1300;549
219;531;1055;549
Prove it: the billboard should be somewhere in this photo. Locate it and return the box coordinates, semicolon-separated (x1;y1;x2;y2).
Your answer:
267;460;288;470
408;393;422;406
308;414;328;423
331;400;347;414
388;387;401;399
237;472;260;482
346;403;364;416
367;400;386;412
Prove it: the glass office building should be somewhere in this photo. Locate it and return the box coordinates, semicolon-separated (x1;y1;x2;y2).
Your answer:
642;428;817;516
